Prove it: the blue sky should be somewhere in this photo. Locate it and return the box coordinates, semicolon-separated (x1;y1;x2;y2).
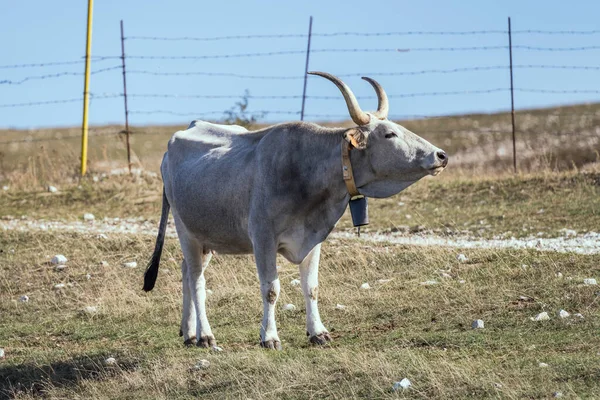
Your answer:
1;0;599;129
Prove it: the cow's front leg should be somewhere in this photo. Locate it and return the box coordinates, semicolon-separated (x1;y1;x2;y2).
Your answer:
254;240;281;350
299;243;331;345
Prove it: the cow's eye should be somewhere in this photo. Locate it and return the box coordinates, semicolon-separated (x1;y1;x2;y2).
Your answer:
384;132;397;139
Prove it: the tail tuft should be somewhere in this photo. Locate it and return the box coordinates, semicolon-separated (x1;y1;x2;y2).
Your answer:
143;188;170;292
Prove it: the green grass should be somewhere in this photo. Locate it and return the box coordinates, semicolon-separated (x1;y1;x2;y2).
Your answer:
2;171;599;239
1;230;599;398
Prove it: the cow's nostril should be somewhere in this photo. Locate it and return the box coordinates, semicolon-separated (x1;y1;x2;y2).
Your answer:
436;151;447;161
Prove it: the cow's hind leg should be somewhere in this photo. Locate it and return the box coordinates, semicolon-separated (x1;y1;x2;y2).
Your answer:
299;243;331;345
180;259;197;346
176;224;216;348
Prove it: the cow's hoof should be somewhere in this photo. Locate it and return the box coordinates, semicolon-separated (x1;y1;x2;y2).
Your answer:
197;335;217;348
309;332;332;345
183;336;196;347
260;340;282;350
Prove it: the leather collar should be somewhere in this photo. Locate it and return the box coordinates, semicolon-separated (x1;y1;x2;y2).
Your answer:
341;138;363;200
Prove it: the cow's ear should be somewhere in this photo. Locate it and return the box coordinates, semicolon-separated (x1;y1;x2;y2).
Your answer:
344;127;368;150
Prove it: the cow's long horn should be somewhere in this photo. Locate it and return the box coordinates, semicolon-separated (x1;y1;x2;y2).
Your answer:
361;77;389;120
308;71;370;125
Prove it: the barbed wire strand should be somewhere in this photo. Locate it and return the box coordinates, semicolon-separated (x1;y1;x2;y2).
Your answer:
0;66;122;85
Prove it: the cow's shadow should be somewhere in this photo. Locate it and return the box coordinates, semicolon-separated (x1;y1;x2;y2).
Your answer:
0;353;140;399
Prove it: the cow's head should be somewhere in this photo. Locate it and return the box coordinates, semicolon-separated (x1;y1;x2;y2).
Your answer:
309;71;448;198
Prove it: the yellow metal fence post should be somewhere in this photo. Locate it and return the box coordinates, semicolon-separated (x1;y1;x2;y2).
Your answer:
80;0;94;176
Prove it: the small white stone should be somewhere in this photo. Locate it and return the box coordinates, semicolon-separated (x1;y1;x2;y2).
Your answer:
104;357;117;365
392;378;411;391
557;309;570;319
290;279;301;286
211;345;223;352
377;278;393;284
539;362;549;368
206;289;213;295
92;176;99;183
456;254;468;263
335;304;346;310
574;313;584;319
555;272;563;278
53;283;66;290
405;214;412;219
420;280;438;286
48;185;58;193
83;213;95;221
282;303;296;311
471;319;484;329
83;306;98;314
51;254;67;265
97;233;108;240
19;295;29;302
553;392;563;398
100;261;109;267
194;359;210;369
530;312;550;321
360;282;371;290
583;278;597;285
123;261;137;268
458;279;466;284
2;185;9;191
0;348;4;358
86;273;92;280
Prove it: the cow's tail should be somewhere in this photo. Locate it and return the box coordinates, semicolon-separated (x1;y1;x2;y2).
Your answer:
143;188;170;292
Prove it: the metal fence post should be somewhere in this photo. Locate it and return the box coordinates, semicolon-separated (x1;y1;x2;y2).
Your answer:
80;0;94;176
120;20;132;173
508;17;517;173
300;16;313;121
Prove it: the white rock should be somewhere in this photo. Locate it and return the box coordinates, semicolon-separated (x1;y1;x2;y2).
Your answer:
557;309;570;319
48;185;58;193
555;272;563;278
0;348;4;358
86;273;92;280
392;378;412;391
553;392;563;398
83;306;98;314
290;279;301;286
456;253;468;263
123;261;137;268
282;303;296;311
83;213;95;221
539;362;549;368
377;278;393;284
206;289;213;295
53;283;66;290
360;282;371;290
574;313;584;319
2;185;9;191
100;261;109;267
335;304;346;310
97;233;108;240
458;279;466;284
420;280;438;286
19;295;29;303
530;312;550;321
51;254;67;265
405;214;412;220
211;345;223;352
194;359;210;369
92;176;99;183
104;357;117;365
471;319;484;329
583;278;597;285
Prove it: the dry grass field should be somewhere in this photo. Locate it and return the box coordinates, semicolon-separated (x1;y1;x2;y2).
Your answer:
1;104;600;398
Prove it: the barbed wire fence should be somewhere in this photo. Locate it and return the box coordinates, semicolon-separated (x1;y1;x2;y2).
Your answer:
1;18;599;173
